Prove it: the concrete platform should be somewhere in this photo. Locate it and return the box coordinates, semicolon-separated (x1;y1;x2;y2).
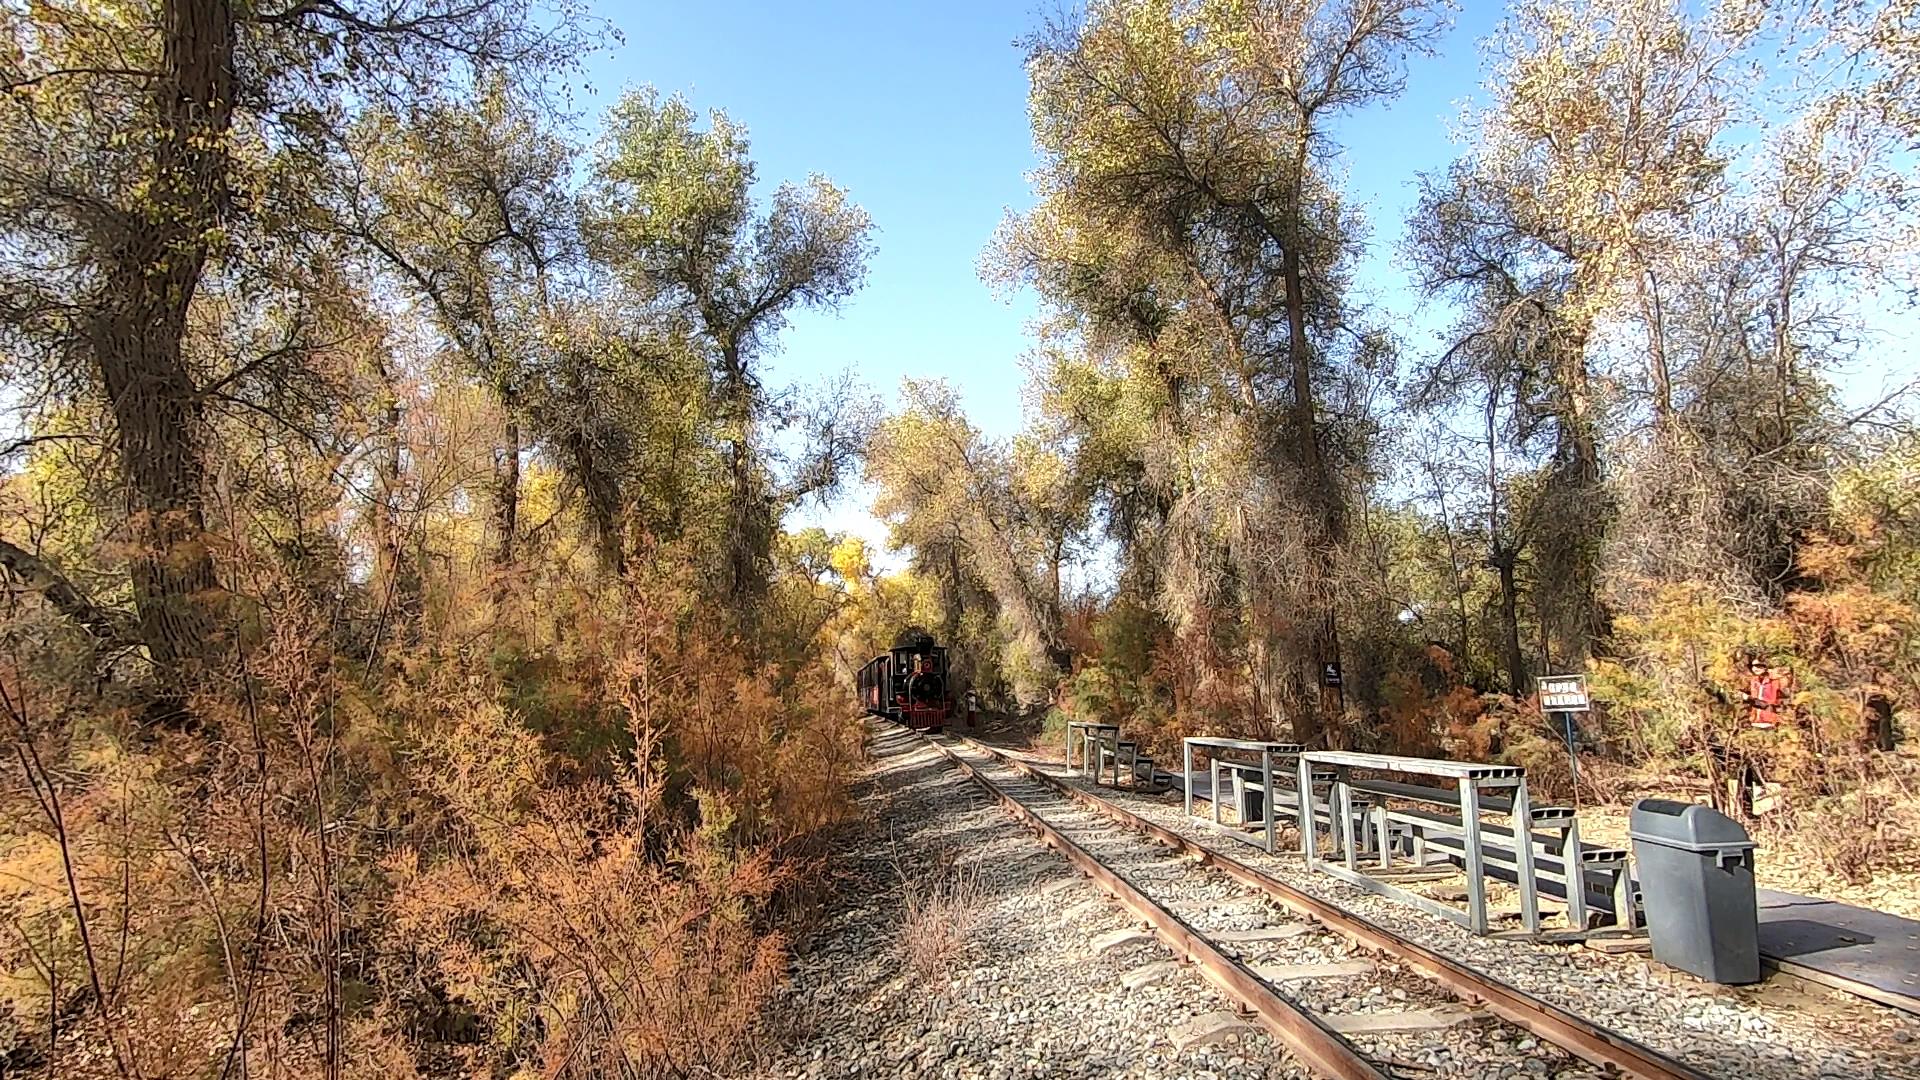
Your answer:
1757;888;1920;1013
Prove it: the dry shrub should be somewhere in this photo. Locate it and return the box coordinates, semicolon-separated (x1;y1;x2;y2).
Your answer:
0;547;864;1079
371;569;859;1078
895;847;984;981
1766;755;1920;886
384;700;792;1078
1438;693;1582;803
1584;543;1917;832
1376;646;1485;759
0;585;399;1080
1574;757;1683;805
664;635;860;845
1500;726;1581;805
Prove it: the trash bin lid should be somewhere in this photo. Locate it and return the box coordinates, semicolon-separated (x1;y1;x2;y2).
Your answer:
1628;798;1756;854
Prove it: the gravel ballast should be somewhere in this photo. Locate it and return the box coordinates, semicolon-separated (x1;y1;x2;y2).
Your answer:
739;723;1311;1079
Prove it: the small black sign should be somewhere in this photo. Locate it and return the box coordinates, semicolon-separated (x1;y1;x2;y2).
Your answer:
1321;662;1343;688
1536;674;1591;713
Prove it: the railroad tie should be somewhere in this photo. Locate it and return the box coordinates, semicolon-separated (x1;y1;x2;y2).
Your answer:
1092;927;1156;954
1167;896;1264;917
1212;923;1314;943
1168;1010;1258;1051
1131;857;1192;880
1323;1004;1483;1034
1058;896;1107;923
1120;960;1184;990
1039;875;1084;898
1252;960;1375;982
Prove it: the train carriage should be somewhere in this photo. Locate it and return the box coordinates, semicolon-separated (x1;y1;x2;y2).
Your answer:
857;634;952;733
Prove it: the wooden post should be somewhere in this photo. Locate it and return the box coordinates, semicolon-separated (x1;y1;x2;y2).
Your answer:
1374;805;1392;871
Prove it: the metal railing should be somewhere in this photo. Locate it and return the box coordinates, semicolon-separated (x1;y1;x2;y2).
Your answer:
1180;737;1302;854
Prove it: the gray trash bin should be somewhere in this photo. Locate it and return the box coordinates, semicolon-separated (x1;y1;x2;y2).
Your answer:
1628;799;1760;984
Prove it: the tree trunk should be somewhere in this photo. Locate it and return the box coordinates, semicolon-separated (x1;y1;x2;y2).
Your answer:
1767;279;1798;453
1280;247;1332;501
370;397;422;641
91;0;237;685
943;545;967;632
1549;318;1608;660
1048;534;1065;616
1493;549;1527;696
1560;321;1601;488
564;429;626;577
941;543;967;696
1281;243;1343;745
724;436;766;603
0;540;127;643
96;288;222;675
1482;391;1523;696
715;339;768;611
1637;269;1675;429
492;402;520;602
1431;475;1472;671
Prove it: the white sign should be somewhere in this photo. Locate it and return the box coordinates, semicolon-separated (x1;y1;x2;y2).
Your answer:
1537;674;1591;713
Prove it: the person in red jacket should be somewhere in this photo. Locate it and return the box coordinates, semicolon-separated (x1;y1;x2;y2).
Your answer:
1746;657;1785;730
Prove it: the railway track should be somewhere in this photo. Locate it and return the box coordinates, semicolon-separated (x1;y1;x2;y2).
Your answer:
918;729;1711;1080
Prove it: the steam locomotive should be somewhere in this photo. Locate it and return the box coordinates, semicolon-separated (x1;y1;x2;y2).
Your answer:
857;633;952;733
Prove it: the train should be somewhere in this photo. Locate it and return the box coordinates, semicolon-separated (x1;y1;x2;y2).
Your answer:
857;633;953;733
